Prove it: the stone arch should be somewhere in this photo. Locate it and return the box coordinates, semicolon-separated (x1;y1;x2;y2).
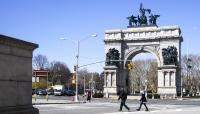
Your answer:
124;46;161;67
123;46;160;95
104;26;183;98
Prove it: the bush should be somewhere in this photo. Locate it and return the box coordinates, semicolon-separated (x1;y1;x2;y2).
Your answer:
147;93;160;99
78;89;84;94
93;93;104;98
147;94;152;99
38;79;47;89
154;94;160;99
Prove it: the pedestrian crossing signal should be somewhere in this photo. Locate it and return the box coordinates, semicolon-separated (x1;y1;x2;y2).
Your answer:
127;63;133;70
72;75;76;84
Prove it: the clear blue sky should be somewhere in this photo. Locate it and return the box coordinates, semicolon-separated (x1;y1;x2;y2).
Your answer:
0;0;200;73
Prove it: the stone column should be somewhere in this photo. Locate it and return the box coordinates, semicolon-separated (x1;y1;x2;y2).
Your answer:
158;66;177;99
103;66;118;97
0;35;39;114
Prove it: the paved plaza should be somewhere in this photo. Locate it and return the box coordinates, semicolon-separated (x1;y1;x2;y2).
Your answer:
34;102;200;114
33;97;200;114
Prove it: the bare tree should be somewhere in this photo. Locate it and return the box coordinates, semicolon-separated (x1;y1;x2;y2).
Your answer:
147;60;157;98
78;69;103;93
130;59;157;94
78;69;91;91
33;54;49;70
181;54;200;96
48;61;71;86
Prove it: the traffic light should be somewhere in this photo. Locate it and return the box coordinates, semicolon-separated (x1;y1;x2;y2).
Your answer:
72;75;75;84
74;65;76;71
127;63;133;71
72;79;75;84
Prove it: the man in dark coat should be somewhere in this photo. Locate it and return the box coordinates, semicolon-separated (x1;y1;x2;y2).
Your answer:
118;88;130;111
137;92;149;111
87;91;91;102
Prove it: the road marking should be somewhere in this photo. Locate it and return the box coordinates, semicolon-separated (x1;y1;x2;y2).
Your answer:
175;109;182;111
103;111;150;114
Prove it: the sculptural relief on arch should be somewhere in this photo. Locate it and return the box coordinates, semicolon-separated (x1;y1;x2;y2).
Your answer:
103;3;183;99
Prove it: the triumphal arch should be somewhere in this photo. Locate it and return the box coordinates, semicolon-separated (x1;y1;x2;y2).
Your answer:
104;4;183;98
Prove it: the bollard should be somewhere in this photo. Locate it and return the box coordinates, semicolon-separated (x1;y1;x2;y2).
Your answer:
34;94;37;101
45;95;49;101
72;97;74;101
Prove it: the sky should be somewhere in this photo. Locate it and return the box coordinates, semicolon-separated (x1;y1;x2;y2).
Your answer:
0;0;200;73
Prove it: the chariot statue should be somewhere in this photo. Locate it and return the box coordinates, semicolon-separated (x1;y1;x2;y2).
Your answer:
137;3;151;25
127;3;160;27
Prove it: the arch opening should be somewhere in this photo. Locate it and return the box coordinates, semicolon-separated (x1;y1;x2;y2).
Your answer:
126;51;158;96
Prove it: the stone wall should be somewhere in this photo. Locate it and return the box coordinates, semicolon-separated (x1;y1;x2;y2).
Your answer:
0;35;39;114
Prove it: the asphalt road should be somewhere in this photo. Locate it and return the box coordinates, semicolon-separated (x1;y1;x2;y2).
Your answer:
34;95;74;100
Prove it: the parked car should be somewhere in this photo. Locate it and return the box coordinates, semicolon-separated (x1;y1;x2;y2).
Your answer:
32;89;36;95
36;89;47;95
53;85;65;96
47;88;54;95
64;90;75;96
47;90;54;95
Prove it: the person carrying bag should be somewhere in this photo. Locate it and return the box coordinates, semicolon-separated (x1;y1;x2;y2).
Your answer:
136;91;149;111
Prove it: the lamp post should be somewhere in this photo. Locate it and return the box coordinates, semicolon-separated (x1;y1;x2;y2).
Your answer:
91;73;93;98
84;75;85;95
74;40;79;102
34;71;37;101
106;79;109;98
144;79;148;97
186;58;192;96
45;71;49;101
60;34;97;102
180;67;183;99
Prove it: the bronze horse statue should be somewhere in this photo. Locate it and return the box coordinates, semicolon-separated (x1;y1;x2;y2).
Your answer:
149;14;160;25
127;15;138;26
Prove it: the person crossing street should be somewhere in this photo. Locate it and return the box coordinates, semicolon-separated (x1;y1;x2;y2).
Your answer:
118;88;130;112
136;91;149;111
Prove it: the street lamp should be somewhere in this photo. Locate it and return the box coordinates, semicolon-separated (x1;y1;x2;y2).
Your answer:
46;71;49;101
106;79;109;98
60;34;97;102
186;58;192;96
144;79;148;97
84;75;86;95
180;67;183;99
34;71;37;101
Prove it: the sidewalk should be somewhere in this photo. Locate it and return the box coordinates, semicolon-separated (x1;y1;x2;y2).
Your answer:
32;97;115;105
32;99;77;105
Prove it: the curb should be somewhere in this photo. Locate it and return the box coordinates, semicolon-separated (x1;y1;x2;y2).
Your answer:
33;101;86;105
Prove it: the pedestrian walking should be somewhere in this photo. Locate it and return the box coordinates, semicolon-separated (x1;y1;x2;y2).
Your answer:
87;91;91;102
136;91;149;111
82;92;87;103
118;88;130;111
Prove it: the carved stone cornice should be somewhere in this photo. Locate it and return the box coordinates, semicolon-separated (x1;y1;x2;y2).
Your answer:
0;34;38;50
105;26;183;42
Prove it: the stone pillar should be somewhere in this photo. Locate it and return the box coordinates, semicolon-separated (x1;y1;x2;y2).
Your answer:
103;66;118;97
158;65;177;99
0;35;39;114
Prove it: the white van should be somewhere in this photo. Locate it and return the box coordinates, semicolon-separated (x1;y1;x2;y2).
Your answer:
53;85;65;96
